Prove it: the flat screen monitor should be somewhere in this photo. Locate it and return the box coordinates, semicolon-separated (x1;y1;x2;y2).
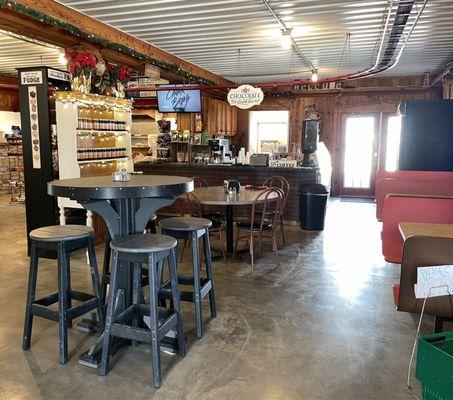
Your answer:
157;84;202;113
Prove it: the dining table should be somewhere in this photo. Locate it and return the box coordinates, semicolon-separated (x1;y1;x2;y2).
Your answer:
193;186;277;254
48;174;193;368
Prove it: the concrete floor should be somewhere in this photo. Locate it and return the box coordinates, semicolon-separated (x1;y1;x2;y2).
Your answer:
0;196;431;399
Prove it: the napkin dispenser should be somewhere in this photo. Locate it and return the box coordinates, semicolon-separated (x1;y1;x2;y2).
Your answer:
250;153;269;166
224;179;240;194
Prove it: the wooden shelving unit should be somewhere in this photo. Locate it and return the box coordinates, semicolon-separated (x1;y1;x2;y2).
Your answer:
54;91;133;223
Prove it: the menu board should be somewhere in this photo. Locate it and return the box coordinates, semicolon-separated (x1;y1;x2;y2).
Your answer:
28;86;41;169
157;85;201;113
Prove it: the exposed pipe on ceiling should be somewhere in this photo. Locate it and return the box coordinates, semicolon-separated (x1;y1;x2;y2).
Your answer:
348;0;428;79
124;0;428;93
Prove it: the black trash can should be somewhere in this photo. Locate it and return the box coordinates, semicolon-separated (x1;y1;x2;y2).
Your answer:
299;183;329;230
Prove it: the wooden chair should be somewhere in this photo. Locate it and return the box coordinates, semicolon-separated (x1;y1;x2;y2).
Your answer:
262;176;290;246
182;191;227;261
191;176;225;221
235;188;283;270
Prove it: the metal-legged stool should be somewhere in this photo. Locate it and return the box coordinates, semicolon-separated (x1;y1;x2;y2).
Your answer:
100;233;185;389
23;225;105;364
159;217;216;339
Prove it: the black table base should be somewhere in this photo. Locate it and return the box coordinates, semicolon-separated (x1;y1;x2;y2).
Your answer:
76;197;176;368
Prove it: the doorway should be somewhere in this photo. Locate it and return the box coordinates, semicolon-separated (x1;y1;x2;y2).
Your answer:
340;112;402;197
249;111;289;153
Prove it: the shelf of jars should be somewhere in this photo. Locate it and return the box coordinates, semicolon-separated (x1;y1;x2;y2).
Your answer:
54;91;133;211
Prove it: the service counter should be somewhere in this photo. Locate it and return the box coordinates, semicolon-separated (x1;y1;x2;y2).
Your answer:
135;162;320;222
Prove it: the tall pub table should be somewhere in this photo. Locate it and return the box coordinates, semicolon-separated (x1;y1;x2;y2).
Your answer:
48;175;193;368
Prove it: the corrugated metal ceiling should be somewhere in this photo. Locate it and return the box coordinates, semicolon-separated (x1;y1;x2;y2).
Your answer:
0;30;62;75
45;1;453;82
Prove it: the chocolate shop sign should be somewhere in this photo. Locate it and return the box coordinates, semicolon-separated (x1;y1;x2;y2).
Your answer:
227;85;264;109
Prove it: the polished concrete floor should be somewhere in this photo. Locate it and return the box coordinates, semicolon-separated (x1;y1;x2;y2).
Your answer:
0;196;430;399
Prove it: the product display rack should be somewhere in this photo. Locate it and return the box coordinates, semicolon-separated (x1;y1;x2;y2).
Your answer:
54;91;133;222
6;139;25;203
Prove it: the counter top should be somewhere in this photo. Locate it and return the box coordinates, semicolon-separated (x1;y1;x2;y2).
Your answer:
134;161;318;172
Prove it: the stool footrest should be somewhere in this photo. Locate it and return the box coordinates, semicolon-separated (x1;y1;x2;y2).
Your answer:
109;305;179;343
35;293;59;307
70;290;94;303
30;304;59;321
68;298;99;320
160;278;212;302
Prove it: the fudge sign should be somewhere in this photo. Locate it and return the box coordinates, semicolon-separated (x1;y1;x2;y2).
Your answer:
227;85;264;109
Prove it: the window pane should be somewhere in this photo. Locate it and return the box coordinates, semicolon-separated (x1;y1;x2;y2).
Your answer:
385;116;402;172
343;117;375;189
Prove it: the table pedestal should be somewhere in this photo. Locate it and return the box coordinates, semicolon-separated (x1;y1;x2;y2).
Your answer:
78;196;175;368
225;205;234;254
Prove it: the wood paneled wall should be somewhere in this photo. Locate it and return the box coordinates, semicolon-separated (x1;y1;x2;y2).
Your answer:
0;76;19;111
169;76;441;195
176;96;248;137
247;76;439;194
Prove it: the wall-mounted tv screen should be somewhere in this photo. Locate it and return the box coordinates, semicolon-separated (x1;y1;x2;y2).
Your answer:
157;84;202;113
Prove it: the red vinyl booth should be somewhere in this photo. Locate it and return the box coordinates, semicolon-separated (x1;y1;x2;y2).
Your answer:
381;195;453;263
375;173;453;221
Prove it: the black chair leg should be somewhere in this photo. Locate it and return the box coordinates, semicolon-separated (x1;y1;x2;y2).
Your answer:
23;242;39;351
203;229;216;318
168;248;186;357
131;262;142;347
191;231;203;339
101;235;111;306
57;243;69;364
100;249;119;376
148;252;161;389
66;251;73;329
87;236;105;328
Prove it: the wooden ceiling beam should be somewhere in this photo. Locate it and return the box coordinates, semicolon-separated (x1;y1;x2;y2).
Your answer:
2;0;232;85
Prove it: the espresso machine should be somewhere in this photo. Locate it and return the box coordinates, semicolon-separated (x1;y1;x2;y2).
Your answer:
208;138;231;164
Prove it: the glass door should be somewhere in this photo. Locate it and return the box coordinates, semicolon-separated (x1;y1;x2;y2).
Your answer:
340;114;379;196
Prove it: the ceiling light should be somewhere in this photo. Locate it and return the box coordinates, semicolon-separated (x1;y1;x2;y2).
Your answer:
58;51;67;66
280;3;295;7
281;16;293;21
281;29;292;50
311;70;318;82
279;10;294;15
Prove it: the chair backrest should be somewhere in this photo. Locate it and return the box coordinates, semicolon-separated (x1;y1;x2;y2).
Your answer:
191;176;209;188
185;191;204;218
398;235;453;318
263;176;290;210
250;188;283;233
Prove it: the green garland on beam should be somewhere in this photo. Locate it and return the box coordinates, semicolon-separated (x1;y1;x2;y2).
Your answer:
0;0;216;85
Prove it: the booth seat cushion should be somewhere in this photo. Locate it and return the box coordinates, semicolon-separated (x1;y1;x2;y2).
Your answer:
381;195;453;263
375;176;453;221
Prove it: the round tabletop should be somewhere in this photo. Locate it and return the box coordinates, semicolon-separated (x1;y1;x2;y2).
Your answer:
193;186;277;206
48;175;193;200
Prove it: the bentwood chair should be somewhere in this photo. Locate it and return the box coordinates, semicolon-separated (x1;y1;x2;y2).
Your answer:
262;176;290;246
191;176;225;221
183;191;227;261
235;188;284;270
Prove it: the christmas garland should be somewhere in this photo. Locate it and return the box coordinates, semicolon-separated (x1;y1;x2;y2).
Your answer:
0;0;216;85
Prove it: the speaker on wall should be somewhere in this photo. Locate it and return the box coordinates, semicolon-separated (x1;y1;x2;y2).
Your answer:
301;120;319;166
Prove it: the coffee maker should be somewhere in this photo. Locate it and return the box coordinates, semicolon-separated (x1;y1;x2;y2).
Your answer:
208;138;231;164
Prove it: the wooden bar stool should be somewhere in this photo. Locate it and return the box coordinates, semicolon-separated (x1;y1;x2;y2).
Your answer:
159;217;216;339
23;225;105;364
100;233;185;389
